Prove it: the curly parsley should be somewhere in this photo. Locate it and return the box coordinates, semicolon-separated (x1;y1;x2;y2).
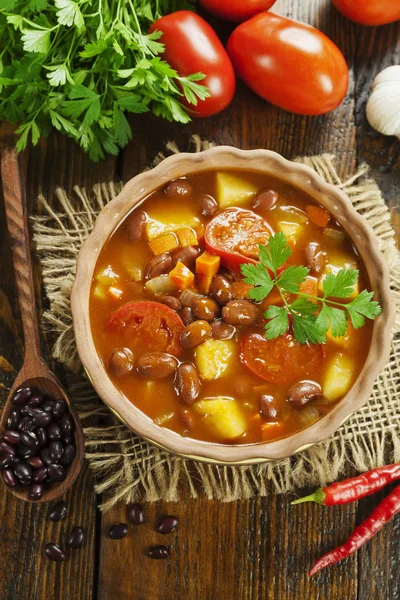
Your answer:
0;0;207;160
241;232;382;345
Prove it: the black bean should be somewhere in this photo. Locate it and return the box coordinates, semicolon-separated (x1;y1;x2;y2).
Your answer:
67;527;85;550
128;503;144;525
35;427;47;447
18;446;37;459
29;483;44;500
42;398;55;412
61;414;74;435
33;410;53;428
0;453;13;468
49;441;63;463
3;430;21;445
27;456;44;469
48;463;66;482
0;441;16;456
63;434;73;445
148;545;169;559
40;447;53;466
7;409;21;430
33;467;48;483
18;416;34;432
27;393;43;407
52;399;67;419
20;430;39;450
45;543;66;562
48;500;68;522
2;468;17;487
108;523;128;540
12;387;32;405
21;405;42;417
198;193;218;218
157;516;179;534
14;461;32;485
60;445;76;467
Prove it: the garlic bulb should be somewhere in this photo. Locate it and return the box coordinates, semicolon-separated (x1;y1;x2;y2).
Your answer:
366;65;400;140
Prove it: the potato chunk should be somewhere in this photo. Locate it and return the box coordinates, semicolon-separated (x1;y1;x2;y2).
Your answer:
146;206;200;240
95;265;119;285
193;397;246;439
195;339;236;380
216;172;258;209
322;353;355;402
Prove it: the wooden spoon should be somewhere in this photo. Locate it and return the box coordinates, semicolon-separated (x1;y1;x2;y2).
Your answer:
0;140;84;502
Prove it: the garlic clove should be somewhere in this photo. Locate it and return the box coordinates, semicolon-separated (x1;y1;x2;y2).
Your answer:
366;66;400;140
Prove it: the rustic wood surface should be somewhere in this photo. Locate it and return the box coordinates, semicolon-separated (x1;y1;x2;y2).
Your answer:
0;0;399;598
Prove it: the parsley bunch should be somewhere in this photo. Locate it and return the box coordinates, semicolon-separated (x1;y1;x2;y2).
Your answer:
241;232;382;345
0;0;207;160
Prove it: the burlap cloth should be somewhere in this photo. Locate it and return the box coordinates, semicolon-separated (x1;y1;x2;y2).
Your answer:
31;137;400;511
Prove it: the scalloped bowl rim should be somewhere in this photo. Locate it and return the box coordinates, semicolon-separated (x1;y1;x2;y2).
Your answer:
71;147;395;464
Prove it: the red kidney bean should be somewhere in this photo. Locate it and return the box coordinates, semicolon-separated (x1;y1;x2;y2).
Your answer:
48;500;68;522
29;483;44;500
149;545;170;559
198;193;218;217
211;275;233;305
172;246;200;269
109;523;128;540
33;411;53;428
145;252;173;279
2;468;17;487
260;395;279;421
52;399;67;419
128;503;144;525
7;409;21;430
108;348;135;378
181;306;195;326
252;189;278;212
164;179;192;198
12;387;33;405
49;441;63;463
48;464;66;482
45;543;66;562
179;409;194;429
14;461;32;485
67;527;85;550
27;456;44;469
60;445;76;467
48;423;62;441
159;295;181;311
137;353;178;379
3;430;21;445
33;466;48;484
157;516;179;534
211;320;236;340
287;381;322;407
192;297;219;321
180;320;211;349
127;209;147;242
27;394;43;407
20;430;39;450
222;300;259;326
175;363;201;405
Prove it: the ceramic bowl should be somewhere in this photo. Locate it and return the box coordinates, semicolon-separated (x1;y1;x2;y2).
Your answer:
71;147;395;464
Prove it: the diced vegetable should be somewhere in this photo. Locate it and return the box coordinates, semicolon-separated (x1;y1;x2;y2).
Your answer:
179;288;202;306
193;397;246;439
107;287;124;300
299;277;318;301
197;273;213;294
323;227;348;245
149;232;180;256
278;221;302;240
306;204;330;228
145;275;177;297
326;323;355;349
260;287;284;308
322;353;355;401
168;261;195;290
93;283;107;300
195;339;236;380
95;265;119;285
196;251;221;277
261;421;286;440
126;266;143;282
154;412;175;426
216;172;258;209
177;227;198;248
145;206;200;240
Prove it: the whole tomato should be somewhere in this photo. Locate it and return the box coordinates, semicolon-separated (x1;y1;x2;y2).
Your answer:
227;13;349;116
331;0;400;25
149;11;235;117
199;0;277;23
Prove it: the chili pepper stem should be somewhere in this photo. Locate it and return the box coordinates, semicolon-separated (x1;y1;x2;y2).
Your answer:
292;488;325;505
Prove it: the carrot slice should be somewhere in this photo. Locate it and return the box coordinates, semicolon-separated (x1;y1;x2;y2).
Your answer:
149;232;179;255
196;251;220;277
168;261;195;290
177;227;198;248
306;205;330;228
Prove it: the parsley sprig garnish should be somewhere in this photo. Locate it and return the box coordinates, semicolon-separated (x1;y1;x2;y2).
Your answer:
0;0;206;161
241;232;382;345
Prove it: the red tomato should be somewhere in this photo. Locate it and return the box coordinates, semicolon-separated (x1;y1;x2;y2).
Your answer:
107;301;185;356
149;11;235;117
199;0;277;23
331;0;400;25
204;207;274;270
240;333;323;385
227;13;349;116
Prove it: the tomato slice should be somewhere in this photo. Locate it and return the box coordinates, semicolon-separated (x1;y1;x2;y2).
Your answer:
240;333;324;385
204;208;274;271
107;301;185;357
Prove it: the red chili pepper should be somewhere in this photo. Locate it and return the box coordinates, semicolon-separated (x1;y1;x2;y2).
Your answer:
309;484;400;576
292;463;400;506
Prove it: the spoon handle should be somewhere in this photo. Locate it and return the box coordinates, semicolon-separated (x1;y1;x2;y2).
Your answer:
1;146;42;359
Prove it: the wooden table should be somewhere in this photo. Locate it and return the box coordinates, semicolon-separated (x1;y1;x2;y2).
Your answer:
0;2;399;598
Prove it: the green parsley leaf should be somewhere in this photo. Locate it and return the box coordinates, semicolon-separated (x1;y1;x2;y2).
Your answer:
55;0;84;28
259;232;291;275
241;262;274;301
346;289;382;329
323;269;358;298
328;307;348;337
278;265;309;293
292;314;326;345
264;306;289;340
290;297;318;316
21;28;51;53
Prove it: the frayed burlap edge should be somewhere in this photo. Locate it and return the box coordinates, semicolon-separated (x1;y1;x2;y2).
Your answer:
32;136;400;510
